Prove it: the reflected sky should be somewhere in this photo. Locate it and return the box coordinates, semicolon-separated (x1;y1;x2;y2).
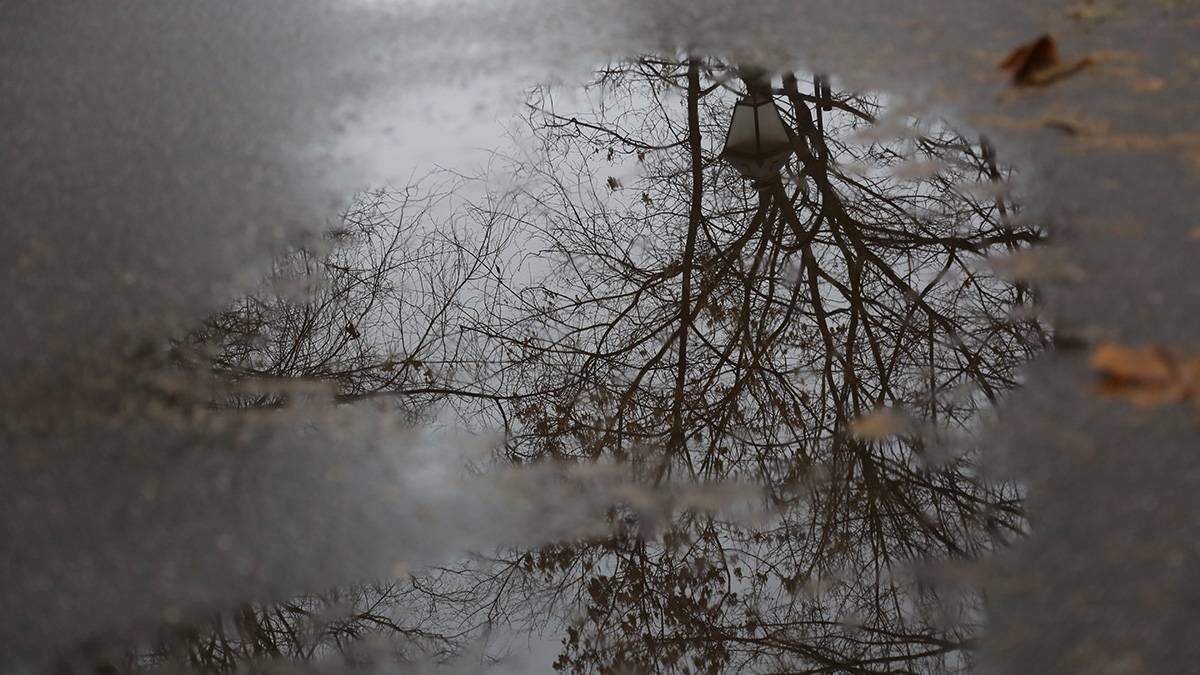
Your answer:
78;55;1055;674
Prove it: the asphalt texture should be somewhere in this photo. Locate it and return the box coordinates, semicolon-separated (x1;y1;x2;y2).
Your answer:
3;2;1199;672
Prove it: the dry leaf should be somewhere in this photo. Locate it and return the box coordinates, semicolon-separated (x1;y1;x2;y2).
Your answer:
1066;0;1125;22
849;408;907;440
1091;342;1200;406
986;249;1087;283
1044;118;1083;135
1132;77;1166;93
1000;34;1094;86
888;160;945;181
1000;34;1058;79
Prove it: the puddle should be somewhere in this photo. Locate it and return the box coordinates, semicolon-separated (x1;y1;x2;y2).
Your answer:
29;56;1050;674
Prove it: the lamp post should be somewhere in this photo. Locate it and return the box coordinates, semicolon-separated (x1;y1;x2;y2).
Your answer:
719;74;795;180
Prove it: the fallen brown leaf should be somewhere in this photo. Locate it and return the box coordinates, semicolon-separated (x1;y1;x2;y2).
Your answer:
849;408;907;440
1044;118;1083;135
1066;0;1125;22
1000;34;1094;86
1000;34;1058;76
1091;342;1200;406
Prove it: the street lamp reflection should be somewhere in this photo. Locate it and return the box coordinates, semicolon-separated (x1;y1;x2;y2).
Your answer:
720;84;795;180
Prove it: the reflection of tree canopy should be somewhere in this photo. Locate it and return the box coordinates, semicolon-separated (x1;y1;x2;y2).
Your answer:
139;55;1045;674
174;179;509;418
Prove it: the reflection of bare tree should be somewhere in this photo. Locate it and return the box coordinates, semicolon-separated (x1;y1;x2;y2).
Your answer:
121;55;1044;674
114;181;516;673
171;177;511;418
444;56;1043;673
130;584;455;672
